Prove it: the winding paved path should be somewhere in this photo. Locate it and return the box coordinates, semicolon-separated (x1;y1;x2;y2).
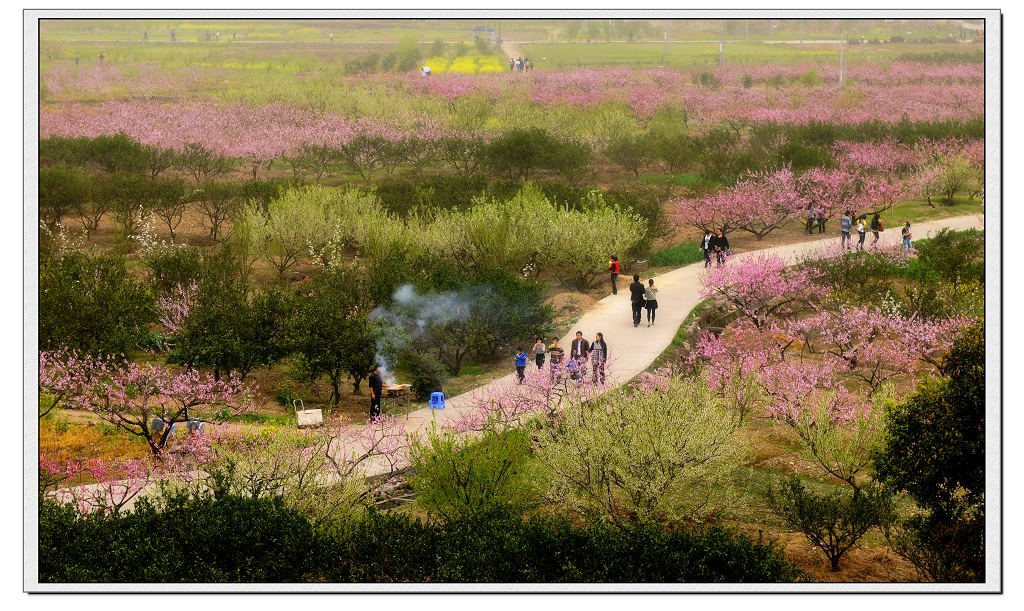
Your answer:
396;214;984;436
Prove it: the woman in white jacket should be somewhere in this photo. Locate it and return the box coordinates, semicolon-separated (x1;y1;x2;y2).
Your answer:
644;279;659;327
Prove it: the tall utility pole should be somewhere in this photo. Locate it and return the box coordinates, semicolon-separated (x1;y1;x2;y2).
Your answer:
745;19;749;41
839;34;846;86
719;20;725;68
800;19;803;45
663;22;669;62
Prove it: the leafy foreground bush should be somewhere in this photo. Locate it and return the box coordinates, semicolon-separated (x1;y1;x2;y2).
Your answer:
40;497;803;583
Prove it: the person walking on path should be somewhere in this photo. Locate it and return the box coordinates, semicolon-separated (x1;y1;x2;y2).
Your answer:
368;365;383;420
515;347;528;384
608;255;620;294
870;213;882;245
533;337;546;369
570;331;590;362
856;216;867;251
710;229;730;267
629;274;647;327
644;278;659;327
701;230;713;268
589;332;608;384
840;211;853;250
902;222;913;250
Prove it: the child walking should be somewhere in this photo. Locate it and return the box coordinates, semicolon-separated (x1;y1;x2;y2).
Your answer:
515;347;527;384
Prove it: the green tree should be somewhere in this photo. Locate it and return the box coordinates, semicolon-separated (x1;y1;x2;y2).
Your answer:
873;321;985;582
39;165;91;230
288;265;376;403
172;252;289;380
39;253;155;356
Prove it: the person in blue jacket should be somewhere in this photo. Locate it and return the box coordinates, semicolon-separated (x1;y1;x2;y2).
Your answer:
515;347;528;384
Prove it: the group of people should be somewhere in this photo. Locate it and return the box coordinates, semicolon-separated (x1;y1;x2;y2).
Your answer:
509;56;533;72
700;230;731;268
515;330;609;384
838;210;900;251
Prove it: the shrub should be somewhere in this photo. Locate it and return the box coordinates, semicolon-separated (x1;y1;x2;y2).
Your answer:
328;508;803;583
39;492;326;582
40;497;804;583
913;228;984;290
409;426;541;521
145;245;205;298
538;378;746;524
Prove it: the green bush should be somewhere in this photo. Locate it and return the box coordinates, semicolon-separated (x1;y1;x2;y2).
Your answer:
913;228;985;290
39;492;327;583
40;496;804;583
331;508;804;583
401;350;450;401
145;245;205;297
409;427;541;521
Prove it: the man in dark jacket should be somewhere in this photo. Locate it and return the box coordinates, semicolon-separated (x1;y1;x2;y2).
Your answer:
629;274;646;327
368;365;383;419
570;331;590;361
709;230;730;267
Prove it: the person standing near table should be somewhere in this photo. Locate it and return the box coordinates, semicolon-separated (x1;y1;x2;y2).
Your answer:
629;274;646;327
608;256;620;295
368;365;383;420
644;278;659;327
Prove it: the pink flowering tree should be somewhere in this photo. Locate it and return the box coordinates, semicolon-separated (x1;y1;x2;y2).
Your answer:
700;252;826;330
785;306;972;394
38;349;110;418
73;362;255;456
729;167;808;239
44;455;158;515
689;320;788;423
672;167;806;239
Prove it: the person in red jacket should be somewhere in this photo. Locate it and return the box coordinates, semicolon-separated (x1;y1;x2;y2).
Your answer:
608;256;620;295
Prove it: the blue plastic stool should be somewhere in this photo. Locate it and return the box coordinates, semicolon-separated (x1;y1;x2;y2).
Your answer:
429;392;446;410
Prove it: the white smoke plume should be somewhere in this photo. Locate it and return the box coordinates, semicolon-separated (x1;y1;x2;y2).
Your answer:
369;284;474;384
